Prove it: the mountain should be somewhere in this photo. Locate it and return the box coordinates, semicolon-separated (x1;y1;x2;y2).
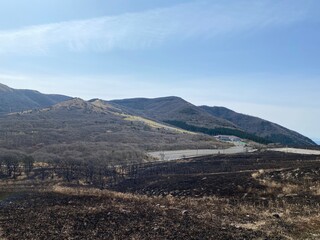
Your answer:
313;139;320;145
0;83;71;114
0;98;227;164
200;106;316;146
0;82;315;147
108;97;271;144
109;96;236;129
110;97;315;146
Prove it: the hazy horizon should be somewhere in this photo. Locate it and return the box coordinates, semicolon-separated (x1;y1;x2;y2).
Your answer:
0;0;319;140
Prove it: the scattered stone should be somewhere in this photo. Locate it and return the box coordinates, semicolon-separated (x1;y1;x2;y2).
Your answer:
182;210;188;215
272;213;281;219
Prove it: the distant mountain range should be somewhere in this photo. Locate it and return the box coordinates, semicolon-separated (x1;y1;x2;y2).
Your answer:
0;83;71;114
0;83;316;147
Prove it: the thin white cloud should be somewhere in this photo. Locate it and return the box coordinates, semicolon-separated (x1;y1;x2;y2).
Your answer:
0;0;309;55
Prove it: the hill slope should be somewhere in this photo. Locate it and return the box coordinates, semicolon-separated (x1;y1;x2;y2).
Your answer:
0;82;315;147
200;106;316;146
109;97;236;129
0;98;227;164
0;83;71;114
110;97;315;146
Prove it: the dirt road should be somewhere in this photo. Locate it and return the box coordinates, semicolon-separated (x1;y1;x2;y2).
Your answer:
148;146;252;161
269;147;320;155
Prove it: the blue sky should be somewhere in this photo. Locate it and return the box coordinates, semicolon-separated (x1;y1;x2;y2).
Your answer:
0;0;319;141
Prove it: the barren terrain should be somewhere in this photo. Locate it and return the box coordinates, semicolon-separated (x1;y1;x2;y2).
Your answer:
0;151;319;239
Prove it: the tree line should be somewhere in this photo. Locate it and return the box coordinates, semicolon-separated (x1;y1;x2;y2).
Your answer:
0;150;192;189
0;151;34;178
164;120;272;145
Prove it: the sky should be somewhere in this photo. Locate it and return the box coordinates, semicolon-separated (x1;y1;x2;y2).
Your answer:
0;0;319;141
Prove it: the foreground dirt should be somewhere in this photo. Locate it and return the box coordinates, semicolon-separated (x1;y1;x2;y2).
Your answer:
0;152;319;239
0;190;279;240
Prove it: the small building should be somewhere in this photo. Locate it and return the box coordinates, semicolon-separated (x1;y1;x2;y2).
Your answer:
215;135;242;142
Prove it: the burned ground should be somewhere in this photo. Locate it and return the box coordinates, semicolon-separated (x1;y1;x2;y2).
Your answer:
0;191;276;240
0;151;319;239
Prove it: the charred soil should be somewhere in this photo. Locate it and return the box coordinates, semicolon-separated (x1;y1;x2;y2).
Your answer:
0;151;319;239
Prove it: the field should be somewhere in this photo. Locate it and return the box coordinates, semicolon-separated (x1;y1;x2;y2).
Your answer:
0;151;319;239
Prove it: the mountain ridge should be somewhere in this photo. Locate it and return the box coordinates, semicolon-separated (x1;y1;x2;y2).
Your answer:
109;96;316;146
0;83;315;146
109;96;238;129
200;106;316;146
0;96;228;164
0;83;72;114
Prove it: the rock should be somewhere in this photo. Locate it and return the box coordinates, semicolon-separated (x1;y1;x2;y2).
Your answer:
182;210;188;215
273;213;281;219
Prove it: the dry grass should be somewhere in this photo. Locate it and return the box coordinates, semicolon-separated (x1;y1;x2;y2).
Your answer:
52;184;150;203
50;183;320;239
0;178;319;239
116;112;196;134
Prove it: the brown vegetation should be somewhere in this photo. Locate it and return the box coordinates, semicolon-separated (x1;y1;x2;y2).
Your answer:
0;98;228;168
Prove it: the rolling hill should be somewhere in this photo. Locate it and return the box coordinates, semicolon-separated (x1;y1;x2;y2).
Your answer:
0;83;71;114
200;106;316;146
109;96;236;129
0;98;227;165
0;83;316;147
110;97;316;146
